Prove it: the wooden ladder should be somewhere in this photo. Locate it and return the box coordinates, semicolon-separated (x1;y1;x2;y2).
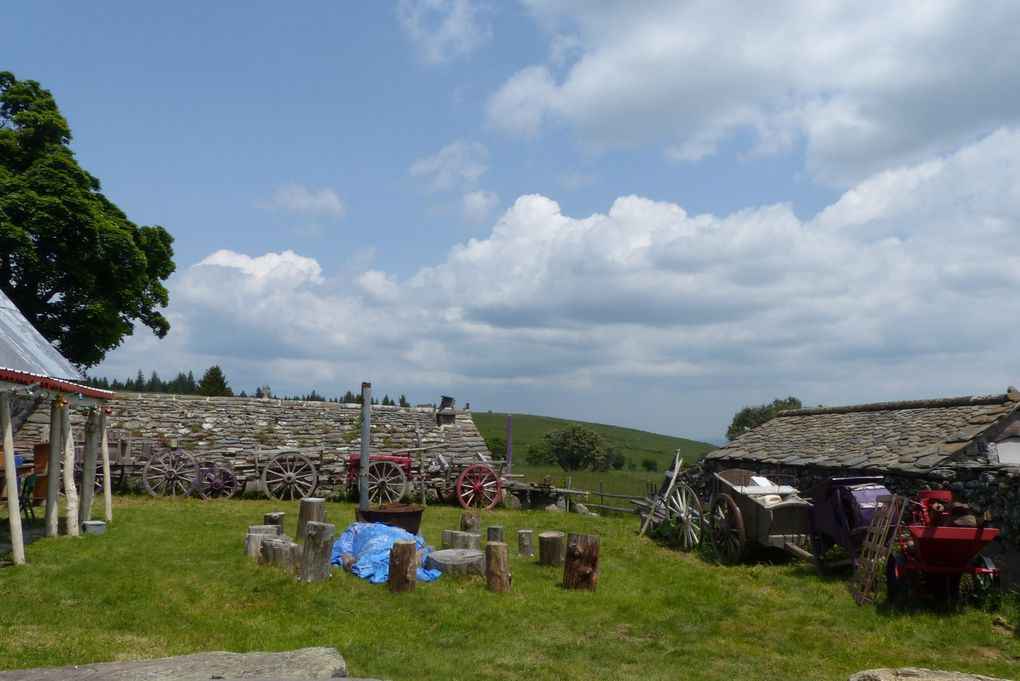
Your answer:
851;494;907;606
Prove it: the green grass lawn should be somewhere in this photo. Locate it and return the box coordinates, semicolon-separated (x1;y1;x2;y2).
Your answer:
2;496;1018;681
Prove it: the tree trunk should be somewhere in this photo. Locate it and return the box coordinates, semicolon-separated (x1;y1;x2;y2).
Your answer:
460;513;480;533
78;409;100;523
485;542;511;592
99;409;113;523
45;401;62;537
1;393;25;565
61;408;79;537
450;531;480;550
264;512;285;532
487;526;504;543
518;529;534;557
388;540;418;593
563;533;600;591
299;521;335;582
297;498;326;541
538;531;565;566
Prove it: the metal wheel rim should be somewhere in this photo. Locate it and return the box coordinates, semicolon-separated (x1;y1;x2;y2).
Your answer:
142;449;199;497
199;463;238;500
456;464;501;511
367;460;408;504
261;453;318;500
709;493;745;563
665;483;703;551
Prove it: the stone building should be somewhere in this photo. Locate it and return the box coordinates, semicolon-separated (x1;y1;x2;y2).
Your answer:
698;388;1020;546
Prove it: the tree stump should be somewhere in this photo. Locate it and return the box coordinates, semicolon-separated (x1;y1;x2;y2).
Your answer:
450;531;480;550
297;498;326;541
388;540;418;593
264;512;285;532
425;549;486;576
442;529;457;548
487;526;504;543
485;542;511;592
518;529;534;557
299;521;335;582
245;533;267;560
538;531;565;566
460;513;480;533
248;524;282;536
563;533;600;591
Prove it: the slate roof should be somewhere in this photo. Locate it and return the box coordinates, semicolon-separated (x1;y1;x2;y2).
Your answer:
707;391;1020;474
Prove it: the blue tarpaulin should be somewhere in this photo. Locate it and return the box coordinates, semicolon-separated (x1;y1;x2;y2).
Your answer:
331;522;442;584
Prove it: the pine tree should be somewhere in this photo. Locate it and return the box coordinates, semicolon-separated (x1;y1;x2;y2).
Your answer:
196;365;233;397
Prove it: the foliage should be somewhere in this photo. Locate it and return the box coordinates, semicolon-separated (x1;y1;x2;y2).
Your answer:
196;365;233;397
524;442;551;466
608;447;626;470
2;497;1017;681
542;423;609;471
398;394;410;407
485;436;507;458
725;396;803;441
0;71;175;367
640;457;659;472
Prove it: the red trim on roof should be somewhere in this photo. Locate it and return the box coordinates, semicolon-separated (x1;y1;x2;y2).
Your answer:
0;367;115;400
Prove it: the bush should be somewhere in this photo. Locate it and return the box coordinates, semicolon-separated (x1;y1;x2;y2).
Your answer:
525;443;552;466
543;424;609;471
608;447;626;470
640;457;658;472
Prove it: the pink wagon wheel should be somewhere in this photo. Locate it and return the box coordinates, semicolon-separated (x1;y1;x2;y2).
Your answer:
456;463;502;511
198;463;239;500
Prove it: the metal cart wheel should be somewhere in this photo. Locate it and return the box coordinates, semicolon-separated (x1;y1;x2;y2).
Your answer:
708;493;745;563
367;460;408;504
142;448;200;497
456;463;502;511
198;463;238;500
261;452;318;500
664;483;704;551
958;555;1000;603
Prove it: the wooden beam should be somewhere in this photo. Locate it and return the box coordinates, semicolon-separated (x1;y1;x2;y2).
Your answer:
1;393;25;565
61;405;80;538
99;408;112;523
78;408;100;523
45;398;63;537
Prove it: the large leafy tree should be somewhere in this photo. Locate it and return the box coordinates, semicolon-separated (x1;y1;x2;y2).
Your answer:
0;71;174;367
542;424;609;472
725;396;802;441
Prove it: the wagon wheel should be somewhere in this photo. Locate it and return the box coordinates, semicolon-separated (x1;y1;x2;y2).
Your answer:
663;483;704;551
198;464;238;500
261;452;318;500
72;459;105;495
367;460;408;504
708;493;745;564
456;463;501;511
142;448;200;497
958;555;1000;604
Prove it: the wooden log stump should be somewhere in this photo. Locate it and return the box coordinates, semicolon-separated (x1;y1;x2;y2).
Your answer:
260;537;282;566
248;524;282;535
538;531;565;566
388;540;418;593
563;533;600;591
518;529;534;557
442;529;457;548
450;531;480;550
460;513;480;533
297;498;326;541
487;526;504;543
264;512;285;532
299;521;335;582
245;532;266;560
425;549;486;576
485;542;511;593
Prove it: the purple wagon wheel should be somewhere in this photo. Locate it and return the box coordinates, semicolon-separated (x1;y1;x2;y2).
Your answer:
664;483;704;551
142;448;199;497
456;463;501;511
261;452;318;500
72;458;105;495
709;493;745;564
198;463;238;500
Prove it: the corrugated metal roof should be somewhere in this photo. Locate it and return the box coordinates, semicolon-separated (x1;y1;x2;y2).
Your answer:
0;287;82;380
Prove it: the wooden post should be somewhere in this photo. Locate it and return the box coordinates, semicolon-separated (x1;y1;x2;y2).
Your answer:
299;521;335;582
518;529;534;557
565;476;571;513
99;408;113;523
264;512;285;532
61;406;80;538
388;540;418;593
416;427;427;507
485;542;511;592
460;513;480;533
1;393;25;565
297;497;326;541
487;526;504;543
538;531;565;566
563;533;600;591
358;381;371;512
45;398;63;537
79;408;100;523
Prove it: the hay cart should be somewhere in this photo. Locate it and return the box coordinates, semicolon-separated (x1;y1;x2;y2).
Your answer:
885;490;1001;604
707;468;814;564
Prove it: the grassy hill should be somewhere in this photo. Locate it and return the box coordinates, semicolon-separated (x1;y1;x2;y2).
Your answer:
472;412;716;496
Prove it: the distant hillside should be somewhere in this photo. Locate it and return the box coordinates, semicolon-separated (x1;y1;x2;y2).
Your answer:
471;412;716;470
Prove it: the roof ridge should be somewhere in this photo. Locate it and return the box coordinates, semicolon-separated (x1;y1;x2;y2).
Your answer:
780;393;1017;417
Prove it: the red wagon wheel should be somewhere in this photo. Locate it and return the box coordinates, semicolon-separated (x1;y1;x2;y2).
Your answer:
456;463;501;510
142;448;200;497
198;463;239;499
708;493;745;564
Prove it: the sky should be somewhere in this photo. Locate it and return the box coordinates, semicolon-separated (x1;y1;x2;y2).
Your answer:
4;1;1020;443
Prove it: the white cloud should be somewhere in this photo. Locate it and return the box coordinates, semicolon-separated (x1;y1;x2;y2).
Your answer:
258;183;346;218
410;141;489;193
460;190;500;225
396;0;492;65
100;128;1020;438
487;1;1020;186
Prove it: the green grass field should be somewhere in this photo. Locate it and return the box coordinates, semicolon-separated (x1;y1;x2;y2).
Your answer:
2;496;1017;681
473;412;717;497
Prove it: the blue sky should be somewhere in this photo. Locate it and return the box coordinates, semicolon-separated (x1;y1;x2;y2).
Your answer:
5;1;1020;442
